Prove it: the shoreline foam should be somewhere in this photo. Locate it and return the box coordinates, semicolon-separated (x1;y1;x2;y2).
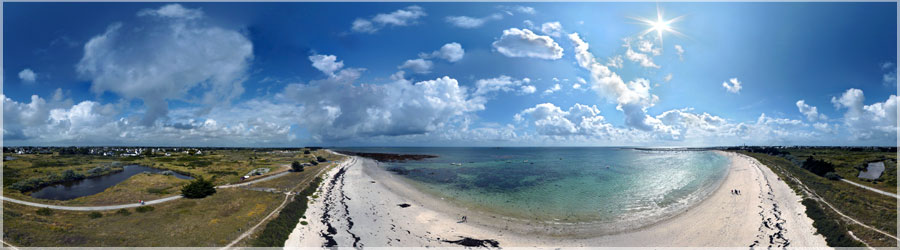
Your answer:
285;151;827;247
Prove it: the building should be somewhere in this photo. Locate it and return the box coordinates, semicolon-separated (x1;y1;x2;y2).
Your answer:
858;161;885;180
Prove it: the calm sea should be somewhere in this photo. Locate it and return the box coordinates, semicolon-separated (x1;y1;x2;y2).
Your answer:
337;147;730;226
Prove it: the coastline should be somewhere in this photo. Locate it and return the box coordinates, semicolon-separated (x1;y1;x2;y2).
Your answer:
285;151;827;247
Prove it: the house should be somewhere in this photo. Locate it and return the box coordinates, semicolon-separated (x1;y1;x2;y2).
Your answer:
858;161;886;180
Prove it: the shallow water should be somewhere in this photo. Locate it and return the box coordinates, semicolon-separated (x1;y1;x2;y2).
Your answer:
30;165;193;200
338;147;729;225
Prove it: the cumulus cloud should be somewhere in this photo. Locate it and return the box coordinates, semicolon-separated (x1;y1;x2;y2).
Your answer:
446;14;502;29
796;100;827;122
419;42;465;62
831;88;898;140
540;21;563;37
398;59;434;74
625;47;659;68
309;54;344;76
137;3;203;19
492;28;563;60
352;6;426;33
882;62;897;85
77;4;253;126
282;54;484;141
516;103;614;136
568;33;659;131
606;55;624;69
543;83;561;95
18;69;36;83
473;75;533;96
674;44;684;61
722;78;742;93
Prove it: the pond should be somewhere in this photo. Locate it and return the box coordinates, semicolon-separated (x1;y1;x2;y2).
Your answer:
30;165;193;200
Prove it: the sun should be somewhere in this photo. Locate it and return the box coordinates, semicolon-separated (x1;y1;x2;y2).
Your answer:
631;5;684;44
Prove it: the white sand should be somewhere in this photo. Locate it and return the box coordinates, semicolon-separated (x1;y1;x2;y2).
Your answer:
284;151;828;247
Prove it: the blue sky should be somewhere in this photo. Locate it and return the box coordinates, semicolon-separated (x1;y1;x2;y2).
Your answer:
3;2;897;147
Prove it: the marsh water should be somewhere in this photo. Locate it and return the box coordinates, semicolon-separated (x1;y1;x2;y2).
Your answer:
30;165;193;200
339;147;730;226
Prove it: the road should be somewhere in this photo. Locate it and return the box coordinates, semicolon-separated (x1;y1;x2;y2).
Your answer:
1;165;294;211
840;179;898;199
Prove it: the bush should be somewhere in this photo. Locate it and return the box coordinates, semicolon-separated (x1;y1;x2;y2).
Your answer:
802;199;864;247
291;161;304;172
316;156;327;162
116;208;131;216
303;150;311;154
824;172;842;180
88;212;103;219
181;176;216;199
252;177;324;246
136;206;155;213
36;208;53;216
300;221;308;225
308;160;319;166
802;156;836;177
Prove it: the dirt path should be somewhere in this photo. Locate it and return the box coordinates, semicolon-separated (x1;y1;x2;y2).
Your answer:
839;179;898;199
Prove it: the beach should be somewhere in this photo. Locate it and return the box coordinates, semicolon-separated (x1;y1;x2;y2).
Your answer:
284;151;828;247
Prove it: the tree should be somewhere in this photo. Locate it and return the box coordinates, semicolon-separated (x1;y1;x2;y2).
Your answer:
308;160;319;166
291;161;304;172
303;150;311;154
316;156;327;163
802;156;836;177
182;176;216;199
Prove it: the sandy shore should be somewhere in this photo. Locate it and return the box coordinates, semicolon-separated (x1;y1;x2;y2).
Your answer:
284;151;828;247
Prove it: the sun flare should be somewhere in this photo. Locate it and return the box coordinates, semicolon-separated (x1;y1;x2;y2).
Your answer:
632;5;684;43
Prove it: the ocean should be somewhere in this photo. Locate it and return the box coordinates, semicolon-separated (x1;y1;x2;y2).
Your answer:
337;147;730;228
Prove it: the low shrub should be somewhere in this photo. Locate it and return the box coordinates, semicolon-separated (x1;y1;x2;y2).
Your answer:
88;212;103;219
181;176;216;199
147;187;170;195
802;199;864;247
252;177;324;246
36;208;53;216
116;208;131;216
136;206;155;213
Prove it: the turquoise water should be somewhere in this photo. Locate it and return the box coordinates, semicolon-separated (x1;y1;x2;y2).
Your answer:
340;147;730;225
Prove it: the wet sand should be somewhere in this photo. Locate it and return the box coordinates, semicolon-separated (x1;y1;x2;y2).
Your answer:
284;151;828;247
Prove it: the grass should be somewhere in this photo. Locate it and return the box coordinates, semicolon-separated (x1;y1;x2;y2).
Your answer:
3;188;283;247
251;176;324;246
3;149;342;247
782;148;897;193
740;151;896;247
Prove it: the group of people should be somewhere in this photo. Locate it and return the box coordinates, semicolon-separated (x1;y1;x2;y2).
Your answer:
731;189;742;195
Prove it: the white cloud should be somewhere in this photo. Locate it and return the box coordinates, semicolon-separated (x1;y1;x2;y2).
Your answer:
446;14;502;29
77;6;253;126
674;45;685;61
543;83;561;94
664;73;673;82
795;100;827;122
517;103;614;136
831;88;898;140
351;6;426;33
398;59;434;74
473;75;533;96
420;42;465;62
882;62;897;85
637;40;661;56
722;78;742;93
499;5;536;15
625;47;660;68
137;4;203;20
523;20;535;29
309;54;344;76
568;33;659;131
18;69;36;83
606;55;624;69
492;28;564;60
520;85;536;94
282;55;485;141
540;21;563;37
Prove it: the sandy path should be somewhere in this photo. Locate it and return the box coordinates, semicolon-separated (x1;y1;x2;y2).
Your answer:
285;151;828;247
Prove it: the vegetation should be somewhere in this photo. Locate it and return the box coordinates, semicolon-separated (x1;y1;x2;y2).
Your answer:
740;149;896;247
88;212;102;219
135;206;155;213
291;161;304;172
36;208;53;216
316;156;326;162
802;156;836;176
251;177;324;247
116;209;131;216
802;199;864;247
181;176;216;199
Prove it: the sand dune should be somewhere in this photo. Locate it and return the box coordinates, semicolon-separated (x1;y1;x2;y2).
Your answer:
284;151;828;247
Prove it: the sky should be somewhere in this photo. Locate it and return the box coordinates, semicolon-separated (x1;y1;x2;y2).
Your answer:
2;2;897;147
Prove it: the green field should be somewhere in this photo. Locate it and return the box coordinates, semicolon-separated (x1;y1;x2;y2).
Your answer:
739;148;897;247
3;148;339;247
